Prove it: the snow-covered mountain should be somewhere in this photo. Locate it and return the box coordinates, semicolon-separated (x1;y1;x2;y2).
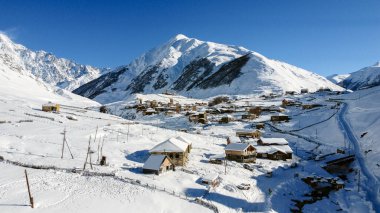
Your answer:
73;34;343;104
327;74;351;84
0;33;108;91
335;62;380;90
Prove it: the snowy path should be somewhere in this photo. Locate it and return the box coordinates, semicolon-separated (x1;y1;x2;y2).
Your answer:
337;102;380;211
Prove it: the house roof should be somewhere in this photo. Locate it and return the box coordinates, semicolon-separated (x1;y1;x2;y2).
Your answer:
225;143;254;151
175;136;192;145
255;145;293;154
236;129;255;133
209;153;226;160
149;137;189;153
259;138;288;145
143;154;171;171
146;108;156;112
272;113;287;117
202;173;219;182
43;102;58;107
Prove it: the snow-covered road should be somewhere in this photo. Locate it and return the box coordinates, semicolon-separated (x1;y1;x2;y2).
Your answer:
338;102;380;211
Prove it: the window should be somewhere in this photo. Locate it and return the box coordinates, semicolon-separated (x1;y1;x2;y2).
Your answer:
175;153;180;158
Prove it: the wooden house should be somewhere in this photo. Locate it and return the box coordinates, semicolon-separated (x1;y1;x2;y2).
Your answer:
225;143;256;163
175;136;192;152
302;104;323;110
285;91;296;95
255;145;293;160
255;123;265;130
165;110;176;116
189;112;208;124
143;154;175;175
149;138;190;166
255;138;292;160
236;129;261;138
248;107;261;116
42;102;60;113
241;113;257;120
219;115;234;124
282;99;297;107
144;108;157;115
257;138;289;146
270;113;289;122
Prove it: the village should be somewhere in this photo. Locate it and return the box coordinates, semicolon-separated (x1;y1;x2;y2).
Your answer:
0;86;372;213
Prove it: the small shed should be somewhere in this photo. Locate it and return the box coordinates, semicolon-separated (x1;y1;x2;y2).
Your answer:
42;102;60;112
209;153;225;164
201;173;220;187
219;115;234;124
143;155;175;175
256;123;265;130
270;113;289;122
300;88;309;94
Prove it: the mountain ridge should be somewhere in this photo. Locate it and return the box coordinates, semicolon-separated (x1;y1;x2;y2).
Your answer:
73;34;343;103
0;33;108;91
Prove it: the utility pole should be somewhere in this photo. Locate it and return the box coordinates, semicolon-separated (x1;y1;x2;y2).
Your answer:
83;136;93;170
224;159;227;175
61;128;74;159
24;170;34;208
97;136;102;163
358;169;361;192
93;126;99;144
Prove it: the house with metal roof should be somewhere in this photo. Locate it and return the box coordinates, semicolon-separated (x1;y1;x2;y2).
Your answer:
224;143;256;163
143;154;175;175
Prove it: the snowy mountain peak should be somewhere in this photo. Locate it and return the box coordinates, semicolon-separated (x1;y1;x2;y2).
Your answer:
372;61;380;67
171;34;189;41
0;33;108;91
74;35;343;104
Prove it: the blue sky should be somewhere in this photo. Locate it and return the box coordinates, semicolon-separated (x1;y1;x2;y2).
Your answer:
0;0;379;76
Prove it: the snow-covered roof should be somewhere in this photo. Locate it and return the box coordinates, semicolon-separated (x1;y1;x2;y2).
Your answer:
225;143;254;151
228;136;241;143
255;145;293;154
236;129;255;133
143;154;170;170
259;138;288;145
43;102;58;107
175;136;192;145
272;113;287;116
150;137;189;153
202;173;219;182
209;153;226;160
146;108;156;112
